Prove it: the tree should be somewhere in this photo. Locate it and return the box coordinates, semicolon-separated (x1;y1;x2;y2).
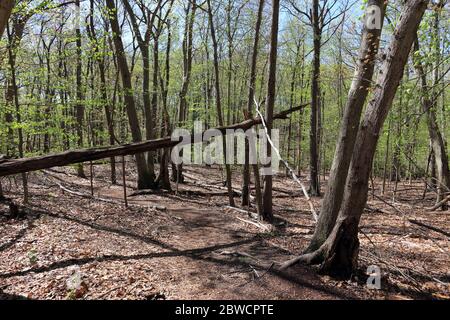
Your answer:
413;37;450;210
172;0;197;183
284;0;430;277
306;0;386;253
87;0;117;184
75;0;86;178
105;0;152;190
123;0;168;188
261;0;281;222
289;0;348;196
206;0;235;207
241;0;265;213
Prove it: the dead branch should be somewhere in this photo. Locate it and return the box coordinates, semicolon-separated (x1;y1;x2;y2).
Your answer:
427;194;450;211
408;219;450;238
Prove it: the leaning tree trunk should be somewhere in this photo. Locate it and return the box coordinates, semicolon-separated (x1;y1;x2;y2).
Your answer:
310;0;429;278
413;39;450;210
306;0;385;253
106;0;151;190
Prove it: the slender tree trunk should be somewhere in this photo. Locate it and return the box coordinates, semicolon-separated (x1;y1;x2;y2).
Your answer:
6;24;28;203
382;115;392;195
206;0;235;207
158;23;172;191
261;0;280;221
173;2;197;183
75;0;86;178
242;0;265;207
88;1;116;184
309;0;321;196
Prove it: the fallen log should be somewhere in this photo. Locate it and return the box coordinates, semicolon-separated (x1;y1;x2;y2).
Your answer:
0;104;307;177
408;219;450;238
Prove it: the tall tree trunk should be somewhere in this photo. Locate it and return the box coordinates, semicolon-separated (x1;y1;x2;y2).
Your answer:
306;0;385;252
173;1;197;183
88;0;116;184
6;23;28;203
206;0;235;207
106;0;151;190
309;0;429;277
261;0;280;222
309;0;321;196
242;0;265;208
122;0;162;188
75;0;86;178
158;22;172;191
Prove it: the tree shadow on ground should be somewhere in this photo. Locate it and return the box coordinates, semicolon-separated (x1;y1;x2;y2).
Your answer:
0;206;359;300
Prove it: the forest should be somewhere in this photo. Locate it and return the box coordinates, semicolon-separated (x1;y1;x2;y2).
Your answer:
0;0;448;301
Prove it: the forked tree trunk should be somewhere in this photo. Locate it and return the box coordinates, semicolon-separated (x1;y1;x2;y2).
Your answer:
306;0;385;253
122;0;162;188
308;0;429;278
106;0;151;190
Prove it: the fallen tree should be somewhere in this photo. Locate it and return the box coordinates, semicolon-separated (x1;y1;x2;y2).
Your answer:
0;104;307;177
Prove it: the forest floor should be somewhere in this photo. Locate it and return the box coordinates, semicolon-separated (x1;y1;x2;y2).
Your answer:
0;161;449;300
